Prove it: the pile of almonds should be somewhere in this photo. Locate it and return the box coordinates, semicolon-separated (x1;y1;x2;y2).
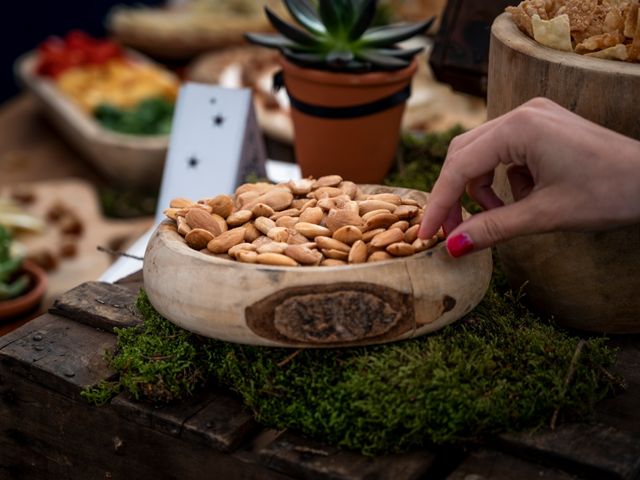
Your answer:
164;175;443;267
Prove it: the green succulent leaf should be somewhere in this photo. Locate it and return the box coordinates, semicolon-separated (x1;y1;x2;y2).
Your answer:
244;32;298;50
360;18;434;46
348;0;378;40
318;0;342;35
281;49;328;67
265;6;318;46
284;0;326;35
358;50;410;69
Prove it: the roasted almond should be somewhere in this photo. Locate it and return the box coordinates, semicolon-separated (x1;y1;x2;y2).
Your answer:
244;222;262;242
317;197;338;211
362;209;392;222
185;228;214;250
256;252;299;267
287;230;310;245
254;216;277;235
227;209;253;227
315;236;350;253
389;220;410;232
332;225;362;245
404;224;420;244
359;200;397;215
369;193;402;205
235;182;272;196
298;198;317;212
339;181;358;199
368;251;393;262
275;216;299;229
236;190;261;208
324;209;365;232
228;242;257;258
311;186;343;199
257;242;289;254
394;204;420;219
370;228;404;248
271;208;300;220
236;250;258;263
207;195;234;218
248;189;293;212
413;236;438;252
348;240;367;264
252;235;272;248
321;248;349;261
410;211;424;226
299;206;323;224
312;175;343;188
362;228;386;242
321;258;347;267
284;244;323;265
401;197;421;207
251;203;275;218
177;216;192;236
267;226;290;243
186;209;224;236
211;213;228;234
170;197;194;209
164;208;179;220
365;212;400;230
207;227;246;254
386;242;415;257
289;178;314;195
295;222;331;239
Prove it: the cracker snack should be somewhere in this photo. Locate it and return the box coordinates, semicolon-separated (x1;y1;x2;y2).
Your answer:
506;0;640;62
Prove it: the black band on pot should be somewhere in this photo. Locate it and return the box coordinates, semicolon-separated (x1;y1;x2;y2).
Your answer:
272;70;412;119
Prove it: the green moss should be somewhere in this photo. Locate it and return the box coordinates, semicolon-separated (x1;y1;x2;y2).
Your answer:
81;129;619;454
85;288;617;454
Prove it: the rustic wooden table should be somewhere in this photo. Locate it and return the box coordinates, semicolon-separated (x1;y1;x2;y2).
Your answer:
1;272;639;480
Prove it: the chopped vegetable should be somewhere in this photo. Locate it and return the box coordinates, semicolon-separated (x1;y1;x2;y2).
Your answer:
94;97;174;135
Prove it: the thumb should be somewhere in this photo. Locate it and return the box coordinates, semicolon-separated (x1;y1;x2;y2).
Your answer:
444;194;550;257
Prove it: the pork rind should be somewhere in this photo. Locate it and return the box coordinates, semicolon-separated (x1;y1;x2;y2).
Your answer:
532;14;573;51
506;0;640;62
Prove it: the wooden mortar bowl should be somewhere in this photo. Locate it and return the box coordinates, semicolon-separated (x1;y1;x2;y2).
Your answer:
143;186;493;348
488;13;640;333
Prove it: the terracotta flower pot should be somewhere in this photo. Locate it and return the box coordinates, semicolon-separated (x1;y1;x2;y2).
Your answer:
280;57;418;184
0;261;48;321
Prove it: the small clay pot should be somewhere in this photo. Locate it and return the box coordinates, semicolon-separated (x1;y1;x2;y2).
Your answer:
280;57;418;184
0;261;48;321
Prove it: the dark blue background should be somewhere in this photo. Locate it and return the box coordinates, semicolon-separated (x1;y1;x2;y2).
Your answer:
1;0;162;104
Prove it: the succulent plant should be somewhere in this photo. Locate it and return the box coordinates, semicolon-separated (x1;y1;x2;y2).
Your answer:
0;226;29;301
246;0;434;71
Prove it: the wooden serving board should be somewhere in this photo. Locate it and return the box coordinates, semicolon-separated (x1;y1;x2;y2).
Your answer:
0;178;152;308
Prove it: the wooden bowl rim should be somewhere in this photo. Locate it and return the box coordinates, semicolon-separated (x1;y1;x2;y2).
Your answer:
492;13;640;76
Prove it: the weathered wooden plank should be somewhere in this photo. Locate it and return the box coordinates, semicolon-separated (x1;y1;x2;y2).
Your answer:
181;389;260;452
447;449;578;480
0;313;115;399
49;281;141;332
0;368;293;480
497;423;640;480
258;431;437;480
114;269;144;292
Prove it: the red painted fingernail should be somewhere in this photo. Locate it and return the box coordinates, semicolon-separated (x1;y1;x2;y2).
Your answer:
446;233;474;258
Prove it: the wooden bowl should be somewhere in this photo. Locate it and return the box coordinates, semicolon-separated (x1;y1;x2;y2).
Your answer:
488;14;640;333
143;186;493;348
14;51;170;189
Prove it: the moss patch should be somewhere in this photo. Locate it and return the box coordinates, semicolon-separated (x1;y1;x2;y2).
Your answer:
83;288;618;455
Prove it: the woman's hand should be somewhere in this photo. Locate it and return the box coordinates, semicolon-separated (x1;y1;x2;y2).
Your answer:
419;98;640;257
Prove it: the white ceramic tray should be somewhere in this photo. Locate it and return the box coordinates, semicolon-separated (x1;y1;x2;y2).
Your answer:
15;51;170;189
